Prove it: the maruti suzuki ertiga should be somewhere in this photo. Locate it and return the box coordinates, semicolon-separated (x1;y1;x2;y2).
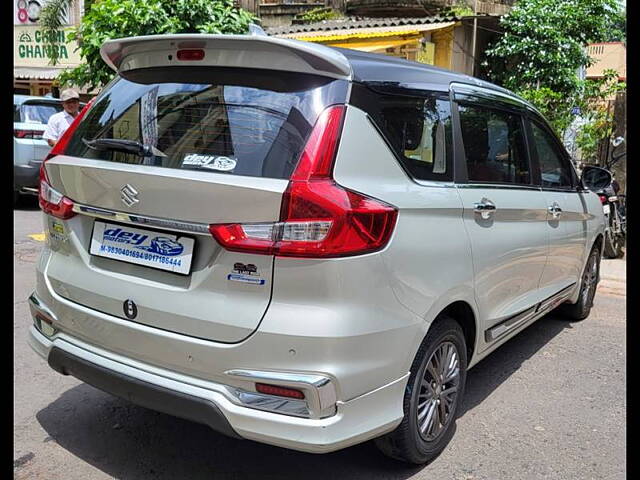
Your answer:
29;33;606;464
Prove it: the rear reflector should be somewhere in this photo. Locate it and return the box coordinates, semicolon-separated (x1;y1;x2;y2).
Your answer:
209;105;398;258
177;49;205;61
255;383;305;399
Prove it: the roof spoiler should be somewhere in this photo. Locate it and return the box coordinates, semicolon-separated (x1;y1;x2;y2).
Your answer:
100;34;352;80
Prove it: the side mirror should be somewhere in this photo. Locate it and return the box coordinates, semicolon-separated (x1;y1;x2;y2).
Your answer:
612;136;625;147
581;165;612;192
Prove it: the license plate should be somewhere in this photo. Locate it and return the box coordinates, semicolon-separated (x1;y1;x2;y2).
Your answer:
603;205;611;215
90;221;195;275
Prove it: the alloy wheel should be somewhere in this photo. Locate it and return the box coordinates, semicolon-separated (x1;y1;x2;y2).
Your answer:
580;253;598;310
417;341;460;441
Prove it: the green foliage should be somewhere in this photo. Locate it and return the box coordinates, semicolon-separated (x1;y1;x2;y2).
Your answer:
482;0;626;146
297;7;342;24
518;87;574;135
602;7;626;43
484;0;623;95
39;0;68;66
40;0;255;90
575;70;626;162
443;4;474;17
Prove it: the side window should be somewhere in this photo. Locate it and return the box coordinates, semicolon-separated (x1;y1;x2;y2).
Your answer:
349;85;453;182
458;104;530;185
530;122;573;189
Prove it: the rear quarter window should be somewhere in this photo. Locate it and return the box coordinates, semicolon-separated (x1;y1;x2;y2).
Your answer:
349;84;454;182
65;68;348;180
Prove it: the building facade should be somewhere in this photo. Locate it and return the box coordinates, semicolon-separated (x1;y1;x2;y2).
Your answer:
13;0;85;97
267;15;501;78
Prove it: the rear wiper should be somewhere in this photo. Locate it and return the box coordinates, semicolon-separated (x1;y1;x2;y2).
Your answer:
82;138;166;157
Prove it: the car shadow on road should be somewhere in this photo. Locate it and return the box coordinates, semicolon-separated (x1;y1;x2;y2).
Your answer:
35;314;572;480
459;313;573;417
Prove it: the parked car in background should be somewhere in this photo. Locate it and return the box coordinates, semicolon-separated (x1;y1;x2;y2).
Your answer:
14;95;63;204
29;33;608;465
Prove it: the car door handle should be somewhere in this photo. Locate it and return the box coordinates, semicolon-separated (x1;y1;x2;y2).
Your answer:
548;203;562;219
474;198;496;219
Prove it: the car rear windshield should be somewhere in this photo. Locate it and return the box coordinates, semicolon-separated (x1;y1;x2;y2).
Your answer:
65;67;349;180
15;102;63;124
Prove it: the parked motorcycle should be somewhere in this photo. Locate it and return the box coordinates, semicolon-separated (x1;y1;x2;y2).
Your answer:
598;136;626;258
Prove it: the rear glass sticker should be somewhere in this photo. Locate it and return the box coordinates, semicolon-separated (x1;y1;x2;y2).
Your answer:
182;154;237;172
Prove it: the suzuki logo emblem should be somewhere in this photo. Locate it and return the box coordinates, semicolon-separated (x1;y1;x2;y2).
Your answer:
120;184;139;207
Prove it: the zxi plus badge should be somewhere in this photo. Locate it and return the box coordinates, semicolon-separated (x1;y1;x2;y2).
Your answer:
123;299;138;319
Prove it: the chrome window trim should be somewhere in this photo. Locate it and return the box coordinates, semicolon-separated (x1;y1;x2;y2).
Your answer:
413;179;456;189
456;183;542;192
72;203;211;235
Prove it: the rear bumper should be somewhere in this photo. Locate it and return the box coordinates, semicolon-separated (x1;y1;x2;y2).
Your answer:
47;343;241;439
14;163;40;192
27;292;408;454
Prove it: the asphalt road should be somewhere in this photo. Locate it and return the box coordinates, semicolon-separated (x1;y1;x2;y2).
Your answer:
14;197;626;480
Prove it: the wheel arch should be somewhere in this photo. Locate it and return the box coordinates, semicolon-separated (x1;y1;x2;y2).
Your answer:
431;300;477;365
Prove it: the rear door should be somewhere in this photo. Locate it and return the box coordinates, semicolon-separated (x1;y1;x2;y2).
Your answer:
453;98;549;339
527;119;588;297
43;67;348;342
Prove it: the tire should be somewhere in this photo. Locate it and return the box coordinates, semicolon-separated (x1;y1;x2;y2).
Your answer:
558;246;601;321
374;317;467;464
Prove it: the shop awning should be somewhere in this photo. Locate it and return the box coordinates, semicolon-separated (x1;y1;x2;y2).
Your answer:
328;37;422;52
14;67;64;80
280;21;456;42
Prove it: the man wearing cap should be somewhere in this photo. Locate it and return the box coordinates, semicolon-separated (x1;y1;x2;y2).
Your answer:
43;89;81;147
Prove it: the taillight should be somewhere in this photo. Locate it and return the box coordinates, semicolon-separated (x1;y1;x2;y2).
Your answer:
39;98;95;220
599;195;608;204
14;129;43;139
209;106;398;258
39;176;75;219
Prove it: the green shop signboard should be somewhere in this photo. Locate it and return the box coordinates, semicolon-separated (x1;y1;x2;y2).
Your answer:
14;25;81;66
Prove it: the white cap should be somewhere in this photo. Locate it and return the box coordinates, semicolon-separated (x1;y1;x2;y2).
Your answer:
60;88;80;102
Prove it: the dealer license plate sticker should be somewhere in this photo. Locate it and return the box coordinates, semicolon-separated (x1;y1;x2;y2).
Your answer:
90;221;195;275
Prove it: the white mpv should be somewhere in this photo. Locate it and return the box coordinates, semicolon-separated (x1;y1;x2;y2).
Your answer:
29;33;608;464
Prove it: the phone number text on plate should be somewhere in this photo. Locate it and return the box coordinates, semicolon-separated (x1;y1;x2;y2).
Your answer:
100;245;183;266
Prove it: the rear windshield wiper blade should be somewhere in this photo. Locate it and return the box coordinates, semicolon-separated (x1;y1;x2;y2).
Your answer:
82;138;166;157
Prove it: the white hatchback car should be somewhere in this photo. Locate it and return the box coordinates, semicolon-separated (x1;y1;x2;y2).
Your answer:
29;34;608;464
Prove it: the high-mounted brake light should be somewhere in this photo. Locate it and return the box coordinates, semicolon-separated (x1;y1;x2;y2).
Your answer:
39;98;95;220
209;105;398;258
177;49;205;61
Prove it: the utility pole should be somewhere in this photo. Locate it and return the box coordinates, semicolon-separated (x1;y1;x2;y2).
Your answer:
471;0;478;76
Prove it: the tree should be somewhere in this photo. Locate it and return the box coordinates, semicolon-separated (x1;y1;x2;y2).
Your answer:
481;0;625;137
40;0;255;90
